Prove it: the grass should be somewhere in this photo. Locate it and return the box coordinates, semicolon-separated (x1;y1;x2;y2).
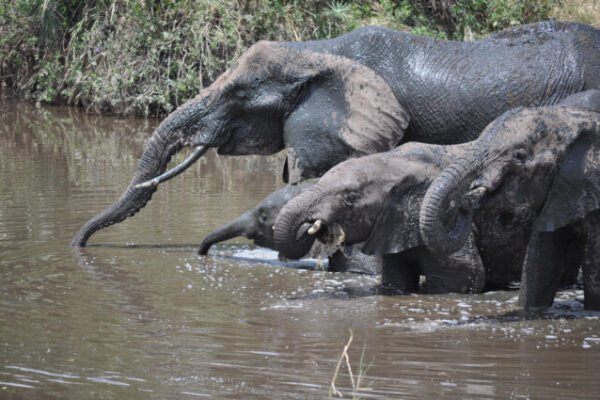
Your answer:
329;329;373;399
1;1;598;117
550;0;600;26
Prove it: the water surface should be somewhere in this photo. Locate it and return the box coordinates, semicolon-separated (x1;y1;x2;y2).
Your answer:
1;100;599;399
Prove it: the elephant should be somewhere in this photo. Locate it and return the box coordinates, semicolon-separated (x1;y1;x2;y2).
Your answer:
273;90;600;298
72;20;600;247
199;182;381;275
420;90;600;310
273;139;487;293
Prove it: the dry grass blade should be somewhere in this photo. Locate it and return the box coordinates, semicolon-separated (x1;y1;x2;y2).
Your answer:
329;329;353;398
329;329;373;400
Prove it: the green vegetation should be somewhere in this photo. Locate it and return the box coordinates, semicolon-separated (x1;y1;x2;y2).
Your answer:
1;1;598;117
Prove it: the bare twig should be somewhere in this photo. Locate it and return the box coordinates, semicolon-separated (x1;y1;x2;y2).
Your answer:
329;329;373;399
329;330;353;398
343;341;356;391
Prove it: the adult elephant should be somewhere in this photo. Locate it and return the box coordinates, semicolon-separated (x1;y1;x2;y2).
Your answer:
273;90;600;297
72;21;600;247
199;182;381;275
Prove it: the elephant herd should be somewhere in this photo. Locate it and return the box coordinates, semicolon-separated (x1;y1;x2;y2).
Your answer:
73;21;600;311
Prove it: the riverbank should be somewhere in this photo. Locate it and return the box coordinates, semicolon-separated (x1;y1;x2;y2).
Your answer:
1;0;598;117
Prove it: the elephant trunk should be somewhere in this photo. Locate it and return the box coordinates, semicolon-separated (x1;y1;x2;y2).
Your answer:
419;152;485;255
198;212;252;255
71;124;183;247
274;187;322;259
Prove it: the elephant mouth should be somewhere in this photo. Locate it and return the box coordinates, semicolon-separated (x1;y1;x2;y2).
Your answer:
302;219;347;256
251;232;271;248
216;135;237;155
251;232;263;241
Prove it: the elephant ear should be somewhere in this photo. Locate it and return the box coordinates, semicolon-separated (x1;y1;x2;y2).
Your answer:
282;48;410;183
361;180;428;255
535;130;600;232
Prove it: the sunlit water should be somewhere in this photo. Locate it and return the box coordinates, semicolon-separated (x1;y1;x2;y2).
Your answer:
1;99;599;399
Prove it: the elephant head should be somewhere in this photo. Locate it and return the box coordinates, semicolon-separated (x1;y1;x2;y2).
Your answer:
72;41;408;246
198;182;314;255
420;90;600;256
273;144;444;259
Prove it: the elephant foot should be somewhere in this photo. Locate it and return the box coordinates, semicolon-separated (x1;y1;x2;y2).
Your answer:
583;212;600;311
583;266;600;310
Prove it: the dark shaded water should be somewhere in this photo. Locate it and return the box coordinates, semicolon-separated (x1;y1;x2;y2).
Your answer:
1;100;599;399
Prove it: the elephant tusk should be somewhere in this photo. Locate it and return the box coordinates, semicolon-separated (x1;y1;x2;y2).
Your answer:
335;226;346;246
135;145;208;189
307;219;323;235
135;177;160;189
475;186;488;195
464;186;488;208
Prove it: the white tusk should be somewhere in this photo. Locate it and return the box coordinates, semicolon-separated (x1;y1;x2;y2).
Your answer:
336;227;346;246
471;186;487;195
134;177;160;189
464;186;488;208
134;145;207;190
307;219;323;235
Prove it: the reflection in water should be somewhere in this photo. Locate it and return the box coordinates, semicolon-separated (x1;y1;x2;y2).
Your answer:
1;100;599;399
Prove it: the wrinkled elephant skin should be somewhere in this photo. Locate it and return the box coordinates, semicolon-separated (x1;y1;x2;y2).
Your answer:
420;90;600;309
275;90;600;301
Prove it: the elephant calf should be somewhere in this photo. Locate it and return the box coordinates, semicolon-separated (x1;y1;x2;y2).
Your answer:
422;90;600;310
199;182;381;275
274;90;600;307
273;138;488;294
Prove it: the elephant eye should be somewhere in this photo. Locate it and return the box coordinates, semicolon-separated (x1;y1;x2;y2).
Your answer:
343;191;359;205
292;81;308;99
512;148;528;161
258;211;267;224
235;88;249;100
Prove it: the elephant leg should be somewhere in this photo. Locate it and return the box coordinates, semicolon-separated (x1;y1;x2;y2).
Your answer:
560;238;584;287
419;231;485;294
583;212;600;310
518;229;570;309
381;253;419;292
328;247;352;273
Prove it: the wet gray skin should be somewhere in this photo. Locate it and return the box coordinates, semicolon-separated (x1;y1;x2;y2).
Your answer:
273;91;600;299
72;21;600;248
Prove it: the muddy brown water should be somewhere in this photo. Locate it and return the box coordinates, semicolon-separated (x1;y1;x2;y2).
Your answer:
0;99;599;399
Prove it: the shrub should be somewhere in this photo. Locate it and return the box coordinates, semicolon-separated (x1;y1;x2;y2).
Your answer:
1;1;597;117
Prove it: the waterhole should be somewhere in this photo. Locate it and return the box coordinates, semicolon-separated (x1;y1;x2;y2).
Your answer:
0;99;598;399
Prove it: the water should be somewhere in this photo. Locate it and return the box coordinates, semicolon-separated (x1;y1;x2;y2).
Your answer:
1;99;599;399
